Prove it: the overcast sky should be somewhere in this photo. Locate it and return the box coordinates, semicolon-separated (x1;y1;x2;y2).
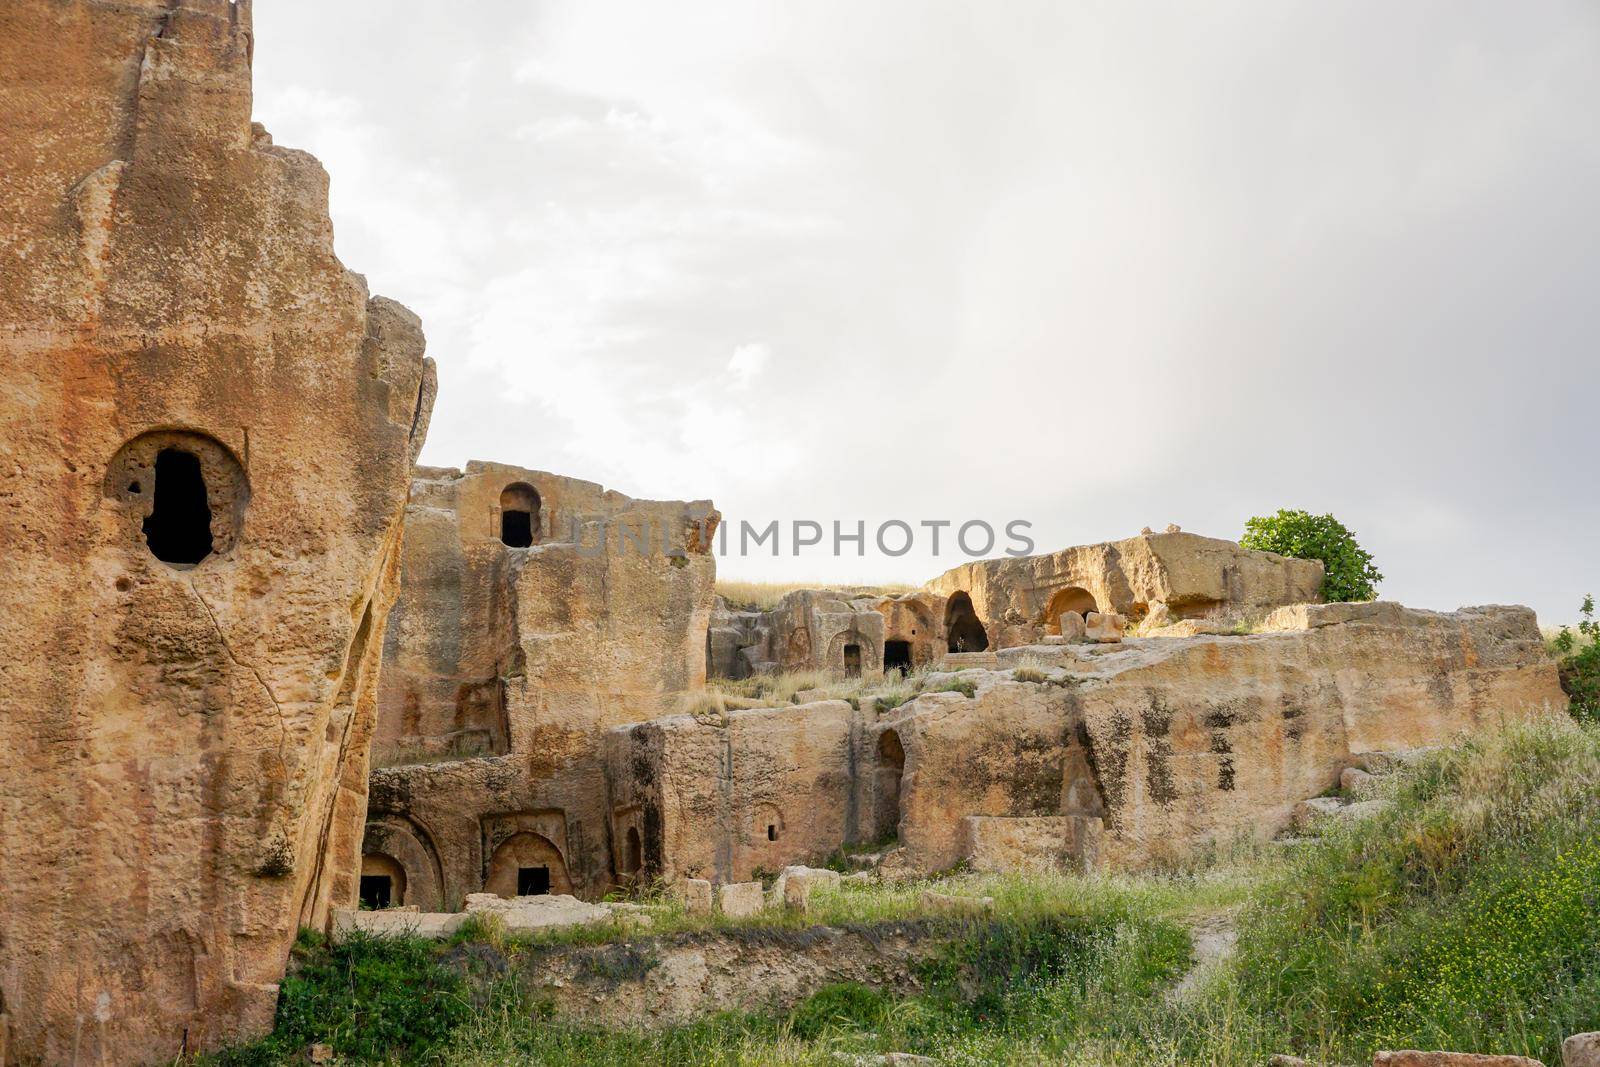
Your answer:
252;1;1599;623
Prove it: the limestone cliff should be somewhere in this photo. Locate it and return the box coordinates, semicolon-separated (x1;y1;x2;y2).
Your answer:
0;0;433;1058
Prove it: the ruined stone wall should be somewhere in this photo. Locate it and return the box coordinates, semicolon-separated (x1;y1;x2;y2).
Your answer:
604;701;876;885
364;462;718;904
927;530;1324;649
0;1;434;1058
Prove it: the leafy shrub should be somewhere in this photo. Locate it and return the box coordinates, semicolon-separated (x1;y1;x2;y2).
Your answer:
1240;509;1382;602
1553;595;1600;723
786;981;892;1039
209;930;472;1065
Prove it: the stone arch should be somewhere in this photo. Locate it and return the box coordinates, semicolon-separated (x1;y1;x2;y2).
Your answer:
944;591;989;653
361;813;446;911
499;482;541;547
485;831;572;897
875;728;906;840
106;429;249;567
1042;586;1098;634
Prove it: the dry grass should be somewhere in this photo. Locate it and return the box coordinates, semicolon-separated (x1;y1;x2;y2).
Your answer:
715;579;919;613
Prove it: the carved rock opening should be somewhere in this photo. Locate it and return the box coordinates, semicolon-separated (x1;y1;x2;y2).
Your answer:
107;430;248;567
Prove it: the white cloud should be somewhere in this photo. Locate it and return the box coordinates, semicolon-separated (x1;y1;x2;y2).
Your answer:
726;343;770;387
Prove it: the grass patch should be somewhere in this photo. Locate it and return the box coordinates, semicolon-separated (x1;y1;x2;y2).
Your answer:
206;930;472;1065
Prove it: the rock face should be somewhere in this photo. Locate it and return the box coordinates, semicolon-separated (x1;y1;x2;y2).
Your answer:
361;463;718;907
616;603;1564;881
926;530;1324;649
0;0;433;1059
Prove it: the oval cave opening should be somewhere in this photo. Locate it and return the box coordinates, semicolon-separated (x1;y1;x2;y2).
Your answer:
143;448;213;566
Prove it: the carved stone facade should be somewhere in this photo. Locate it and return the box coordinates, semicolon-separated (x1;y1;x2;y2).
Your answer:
359;463;718;908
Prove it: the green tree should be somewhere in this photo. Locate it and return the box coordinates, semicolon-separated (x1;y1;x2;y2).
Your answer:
1240;509;1383;602
1552;595;1599;723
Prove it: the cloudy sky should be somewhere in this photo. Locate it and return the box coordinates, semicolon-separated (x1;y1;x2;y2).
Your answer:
252;1;1599;623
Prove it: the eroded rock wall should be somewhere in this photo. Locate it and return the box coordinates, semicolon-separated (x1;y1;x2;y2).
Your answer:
0;1;433;1058
897;603;1564;872
627;604;1564;885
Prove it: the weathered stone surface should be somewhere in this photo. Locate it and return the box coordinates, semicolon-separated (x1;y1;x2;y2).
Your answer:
680;878;715;916
927;530;1324;649
773;866;843;912
1341;766;1378;796
1373;1053;1544;1066
1563;1033;1600;1067
901;603;1561;873
960;815;1103;873
1084;611;1126;643
0;1;432;1059
332;908;466;940
463;892;614;931
335;893;617;939
717;881;766;918
361;462;718;906
1292;796;1351;831
1058;611;1087;642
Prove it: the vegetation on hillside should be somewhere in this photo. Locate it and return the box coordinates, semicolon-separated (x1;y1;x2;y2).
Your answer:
210;716;1600;1066
1240;509;1383;602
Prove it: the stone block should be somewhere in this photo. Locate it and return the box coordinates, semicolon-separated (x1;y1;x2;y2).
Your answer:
1084;611;1125;643
1341;766;1377;796
681;878;714;916
1563;1032;1600;1067
463;892;613;932
717;881;766;918
1058;611;1086;641
771;865;841;912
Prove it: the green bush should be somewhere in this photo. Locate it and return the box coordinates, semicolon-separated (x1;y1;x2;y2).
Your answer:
785;981;892;1039
1554;595;1600;723
209;930;472;1065
1240;509;1382;602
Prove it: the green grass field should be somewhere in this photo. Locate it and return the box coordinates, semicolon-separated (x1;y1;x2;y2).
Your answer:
211;716;1600;1066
